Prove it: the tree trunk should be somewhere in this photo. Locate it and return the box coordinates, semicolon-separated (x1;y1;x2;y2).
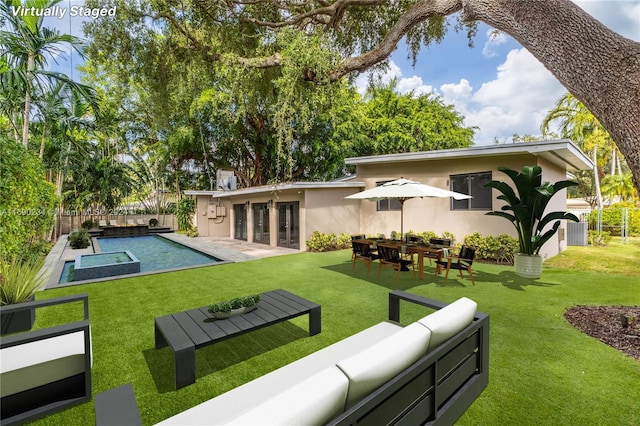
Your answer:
22;55;35;148
460;0;640;193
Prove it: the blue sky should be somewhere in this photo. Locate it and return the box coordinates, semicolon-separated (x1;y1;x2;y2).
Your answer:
359;1;640;145
39;1;640;146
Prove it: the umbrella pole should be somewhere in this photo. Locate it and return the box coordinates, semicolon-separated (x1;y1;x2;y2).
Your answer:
400;199;405;240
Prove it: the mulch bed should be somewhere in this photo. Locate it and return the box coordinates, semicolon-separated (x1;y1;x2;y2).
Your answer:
564;305;640;360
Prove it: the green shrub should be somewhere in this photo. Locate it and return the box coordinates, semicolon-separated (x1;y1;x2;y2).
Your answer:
588;230;612;246
176;198;195;231
81;219;97;229
149;218;159;227
463;232;518;264
336;233;352;249
68;229;91;249
306;231;351;252
185;227;199;238
0;139;57;262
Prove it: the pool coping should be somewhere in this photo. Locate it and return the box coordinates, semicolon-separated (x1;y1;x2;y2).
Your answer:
43;233;239;289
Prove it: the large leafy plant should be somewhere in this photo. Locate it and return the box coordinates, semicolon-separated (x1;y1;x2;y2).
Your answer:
484;166;579;256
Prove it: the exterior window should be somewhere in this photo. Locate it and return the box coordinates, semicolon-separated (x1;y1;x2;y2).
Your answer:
376;181;401;211
450;172;492;210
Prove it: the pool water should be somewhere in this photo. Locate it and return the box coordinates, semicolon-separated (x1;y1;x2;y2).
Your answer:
59;235;222;283
79;252;133;267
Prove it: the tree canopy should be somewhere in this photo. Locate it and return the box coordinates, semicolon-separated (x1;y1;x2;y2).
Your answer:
84;0;639;192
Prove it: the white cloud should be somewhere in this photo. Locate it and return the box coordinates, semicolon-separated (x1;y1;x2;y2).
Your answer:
482;29;508;58
355;60;434;97
438;49;565;145
440;79;473;105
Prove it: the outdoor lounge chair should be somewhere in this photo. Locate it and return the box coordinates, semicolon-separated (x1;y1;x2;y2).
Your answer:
99;220;108;227
352;241;379;275
127;219;136;226
377;243;415;281
435;245;476;285
136;219;146;226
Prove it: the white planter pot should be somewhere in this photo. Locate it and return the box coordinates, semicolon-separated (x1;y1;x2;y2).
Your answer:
514;253;543;279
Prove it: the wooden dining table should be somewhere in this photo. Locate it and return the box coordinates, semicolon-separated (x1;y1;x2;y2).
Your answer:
359;239;446;280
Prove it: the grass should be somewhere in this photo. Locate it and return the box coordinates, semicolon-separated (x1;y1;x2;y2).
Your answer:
28;239;640;426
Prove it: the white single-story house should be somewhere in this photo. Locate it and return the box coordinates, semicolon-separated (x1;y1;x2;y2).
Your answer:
185;139;593;259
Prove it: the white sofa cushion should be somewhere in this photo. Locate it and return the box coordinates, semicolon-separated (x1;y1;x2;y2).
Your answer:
418;297;477;351
0;330;88;397
157;321;403;425
226;366;349;426
336;322;432;408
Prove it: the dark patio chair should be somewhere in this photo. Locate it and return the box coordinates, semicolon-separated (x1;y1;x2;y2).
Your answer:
435;245;476;285
352;241;379;275
377;244;415;282
426;238;452;265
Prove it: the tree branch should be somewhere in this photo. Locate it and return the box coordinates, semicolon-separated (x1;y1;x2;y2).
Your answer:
329;0;463;80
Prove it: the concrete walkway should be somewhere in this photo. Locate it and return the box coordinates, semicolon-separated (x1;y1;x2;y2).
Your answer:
42;233;299;289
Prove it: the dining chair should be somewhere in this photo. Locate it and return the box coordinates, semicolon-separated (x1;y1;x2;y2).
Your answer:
352;241;379;275
435;245;476;285
377;244;415;281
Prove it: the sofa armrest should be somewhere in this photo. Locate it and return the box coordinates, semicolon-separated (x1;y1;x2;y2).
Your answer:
388;291;448;322
0;293;89;320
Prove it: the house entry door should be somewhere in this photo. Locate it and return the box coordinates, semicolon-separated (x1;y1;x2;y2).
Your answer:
253;203;270;245
233;204;247;241
277;202;299;249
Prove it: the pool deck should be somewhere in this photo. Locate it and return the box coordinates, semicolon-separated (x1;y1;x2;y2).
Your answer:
42;233;299;289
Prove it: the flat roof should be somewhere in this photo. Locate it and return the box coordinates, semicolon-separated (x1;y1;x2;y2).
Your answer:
184;181;365;198
345;139;593;172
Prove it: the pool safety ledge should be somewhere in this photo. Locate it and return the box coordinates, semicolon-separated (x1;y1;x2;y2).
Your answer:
73;251;140;281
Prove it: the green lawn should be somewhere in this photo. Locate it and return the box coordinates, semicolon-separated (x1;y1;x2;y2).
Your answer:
30;241;640;425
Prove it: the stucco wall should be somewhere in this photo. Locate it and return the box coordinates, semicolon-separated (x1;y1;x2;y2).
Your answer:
304;188;361;239
354;153;570;259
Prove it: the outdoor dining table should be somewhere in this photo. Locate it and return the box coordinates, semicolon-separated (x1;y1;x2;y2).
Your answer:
359;239;445;280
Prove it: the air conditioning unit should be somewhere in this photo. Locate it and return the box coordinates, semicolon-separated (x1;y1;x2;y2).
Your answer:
216;170;237;191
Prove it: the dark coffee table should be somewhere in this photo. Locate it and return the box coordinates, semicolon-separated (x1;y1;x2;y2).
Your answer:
154;289;321;389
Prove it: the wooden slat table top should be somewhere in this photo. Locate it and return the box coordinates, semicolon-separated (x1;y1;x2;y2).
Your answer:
156;289;319;350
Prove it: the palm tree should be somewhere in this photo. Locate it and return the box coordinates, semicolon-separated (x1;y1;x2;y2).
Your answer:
0;0;98;148
541;93;613;210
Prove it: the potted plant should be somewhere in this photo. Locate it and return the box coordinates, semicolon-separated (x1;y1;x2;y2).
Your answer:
484;166;579;278
0;257;46;335
208;294;261;319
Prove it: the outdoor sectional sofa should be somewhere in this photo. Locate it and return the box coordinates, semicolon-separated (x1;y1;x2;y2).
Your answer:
157;291;489;425
0;294;92;426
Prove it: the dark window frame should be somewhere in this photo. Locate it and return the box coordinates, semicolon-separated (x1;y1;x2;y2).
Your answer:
450;171;493;211
376;181;402;211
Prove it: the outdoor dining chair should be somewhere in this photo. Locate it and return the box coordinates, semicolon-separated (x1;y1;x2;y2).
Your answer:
377;243;415;282
352;241;379;275
435;245;476;285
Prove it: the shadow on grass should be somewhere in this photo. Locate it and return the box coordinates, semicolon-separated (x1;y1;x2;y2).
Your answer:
143;322;309;393
324;260;558;291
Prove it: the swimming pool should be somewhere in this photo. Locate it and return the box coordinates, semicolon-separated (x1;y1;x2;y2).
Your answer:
59;235;222;283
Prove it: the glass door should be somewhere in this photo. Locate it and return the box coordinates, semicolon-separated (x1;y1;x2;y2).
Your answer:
233;203;247;240
253;203;270;245
277;202;299;249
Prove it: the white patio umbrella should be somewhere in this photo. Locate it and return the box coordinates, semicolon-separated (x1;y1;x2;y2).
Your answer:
345;178;472;237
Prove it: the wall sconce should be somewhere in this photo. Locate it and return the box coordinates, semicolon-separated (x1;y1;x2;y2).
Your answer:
245;201;250;208
267;200;273;209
